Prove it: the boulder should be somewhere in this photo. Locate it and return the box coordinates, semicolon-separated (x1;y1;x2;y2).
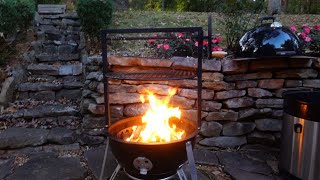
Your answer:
222;122;256;136
199;136;247;148
206;110;238;121
0;128;49;149
255;119;282;131
200;121;222;137
224;97;255;109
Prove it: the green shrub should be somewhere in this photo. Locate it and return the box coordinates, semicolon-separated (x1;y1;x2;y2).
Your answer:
218;0;265;51
0;0;35;36
76;0;113;40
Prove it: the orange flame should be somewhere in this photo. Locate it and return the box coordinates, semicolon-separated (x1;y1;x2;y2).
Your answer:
126;88;185;143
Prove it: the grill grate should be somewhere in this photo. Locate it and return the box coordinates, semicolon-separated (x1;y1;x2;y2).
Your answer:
105;69;196;81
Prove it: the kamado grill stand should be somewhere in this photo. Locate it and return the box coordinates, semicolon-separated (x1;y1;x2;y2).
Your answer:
100;27;204;180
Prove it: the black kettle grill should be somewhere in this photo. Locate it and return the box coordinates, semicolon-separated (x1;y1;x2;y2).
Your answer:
236;16;302;58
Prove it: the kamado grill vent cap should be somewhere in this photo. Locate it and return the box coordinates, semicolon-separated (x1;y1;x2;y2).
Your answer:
236;16;302;58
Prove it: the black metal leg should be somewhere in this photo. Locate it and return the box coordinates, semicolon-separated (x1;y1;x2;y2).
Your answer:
186;141;197;180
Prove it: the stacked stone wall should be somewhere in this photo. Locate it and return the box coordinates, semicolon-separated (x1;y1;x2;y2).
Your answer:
82;55;320;148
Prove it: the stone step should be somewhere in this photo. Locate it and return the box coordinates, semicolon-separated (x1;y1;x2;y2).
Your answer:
17;84;82;102
26;75;83;85
0;104;80;120
7;155;85;180
38;4;66;14
18;82;83;91
27;63;82;76
0;127;77;149
35;54;80;62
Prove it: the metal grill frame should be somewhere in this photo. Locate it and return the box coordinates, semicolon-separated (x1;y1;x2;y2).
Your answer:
101;27;204;129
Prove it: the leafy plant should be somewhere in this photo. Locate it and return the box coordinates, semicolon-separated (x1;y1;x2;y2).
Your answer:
76;0;113;46
147;32;222;58
290;24;320;55
0;0;35;36
218;0;265;52
0;0;35;66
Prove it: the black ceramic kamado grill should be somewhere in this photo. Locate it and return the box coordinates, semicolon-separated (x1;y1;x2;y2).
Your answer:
234;16;317;61
100;27;204;180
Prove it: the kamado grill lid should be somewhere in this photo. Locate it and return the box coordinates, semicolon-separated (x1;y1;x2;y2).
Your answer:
236;16;302;58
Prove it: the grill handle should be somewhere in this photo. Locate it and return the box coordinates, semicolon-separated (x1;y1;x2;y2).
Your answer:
259;16;275;24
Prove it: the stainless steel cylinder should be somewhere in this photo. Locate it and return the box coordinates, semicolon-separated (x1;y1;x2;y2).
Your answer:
281;91;320;180
280;113;320;180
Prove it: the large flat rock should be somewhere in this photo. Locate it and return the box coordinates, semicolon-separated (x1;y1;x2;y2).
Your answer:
84;146;117;180
224;167;274;180
199;136;246;148
0;159;14;179
0;128;49;149
194;149;219;166
217;152;273;175
7;156;85;180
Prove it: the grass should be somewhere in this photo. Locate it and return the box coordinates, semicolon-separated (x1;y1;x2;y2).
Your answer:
110;11;320;54
112;10;320;30
108;11;320;57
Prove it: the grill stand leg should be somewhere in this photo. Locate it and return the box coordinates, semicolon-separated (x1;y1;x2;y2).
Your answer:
99;138;121;180
99;137;109;180
186;141;197;180
177;168;188;180
109;164;121;180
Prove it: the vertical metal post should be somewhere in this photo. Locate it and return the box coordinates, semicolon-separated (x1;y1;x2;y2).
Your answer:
197;30;203;129
101;30;111;128
208;15;213;59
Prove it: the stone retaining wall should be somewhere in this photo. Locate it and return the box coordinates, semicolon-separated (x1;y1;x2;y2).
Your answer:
82;55;320;148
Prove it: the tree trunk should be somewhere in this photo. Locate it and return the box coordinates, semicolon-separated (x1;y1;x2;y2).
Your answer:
281;0;288;13
162;0;165;11
268;0;281;15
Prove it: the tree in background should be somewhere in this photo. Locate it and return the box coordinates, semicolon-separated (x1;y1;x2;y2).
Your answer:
76;0;113;52
280;0;320;14
219;0;266;51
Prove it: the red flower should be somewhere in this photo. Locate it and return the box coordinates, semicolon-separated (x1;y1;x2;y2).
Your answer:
305;36;311;42
304;27;311;34
148;39;155;43
313;25;320;30
203;40;208;46
157;44;163;49
194;40;207;47
290;25;297;32
163;44;169;51
212;39;217;43
300;32;307;38
212;46;222;51
215;36;222;43
185;38;190;41
177;33;184;38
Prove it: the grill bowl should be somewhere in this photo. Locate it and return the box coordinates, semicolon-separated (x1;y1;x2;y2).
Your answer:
108;116;198;179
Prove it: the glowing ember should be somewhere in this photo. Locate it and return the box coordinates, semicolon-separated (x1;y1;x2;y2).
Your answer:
126;88;185;143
